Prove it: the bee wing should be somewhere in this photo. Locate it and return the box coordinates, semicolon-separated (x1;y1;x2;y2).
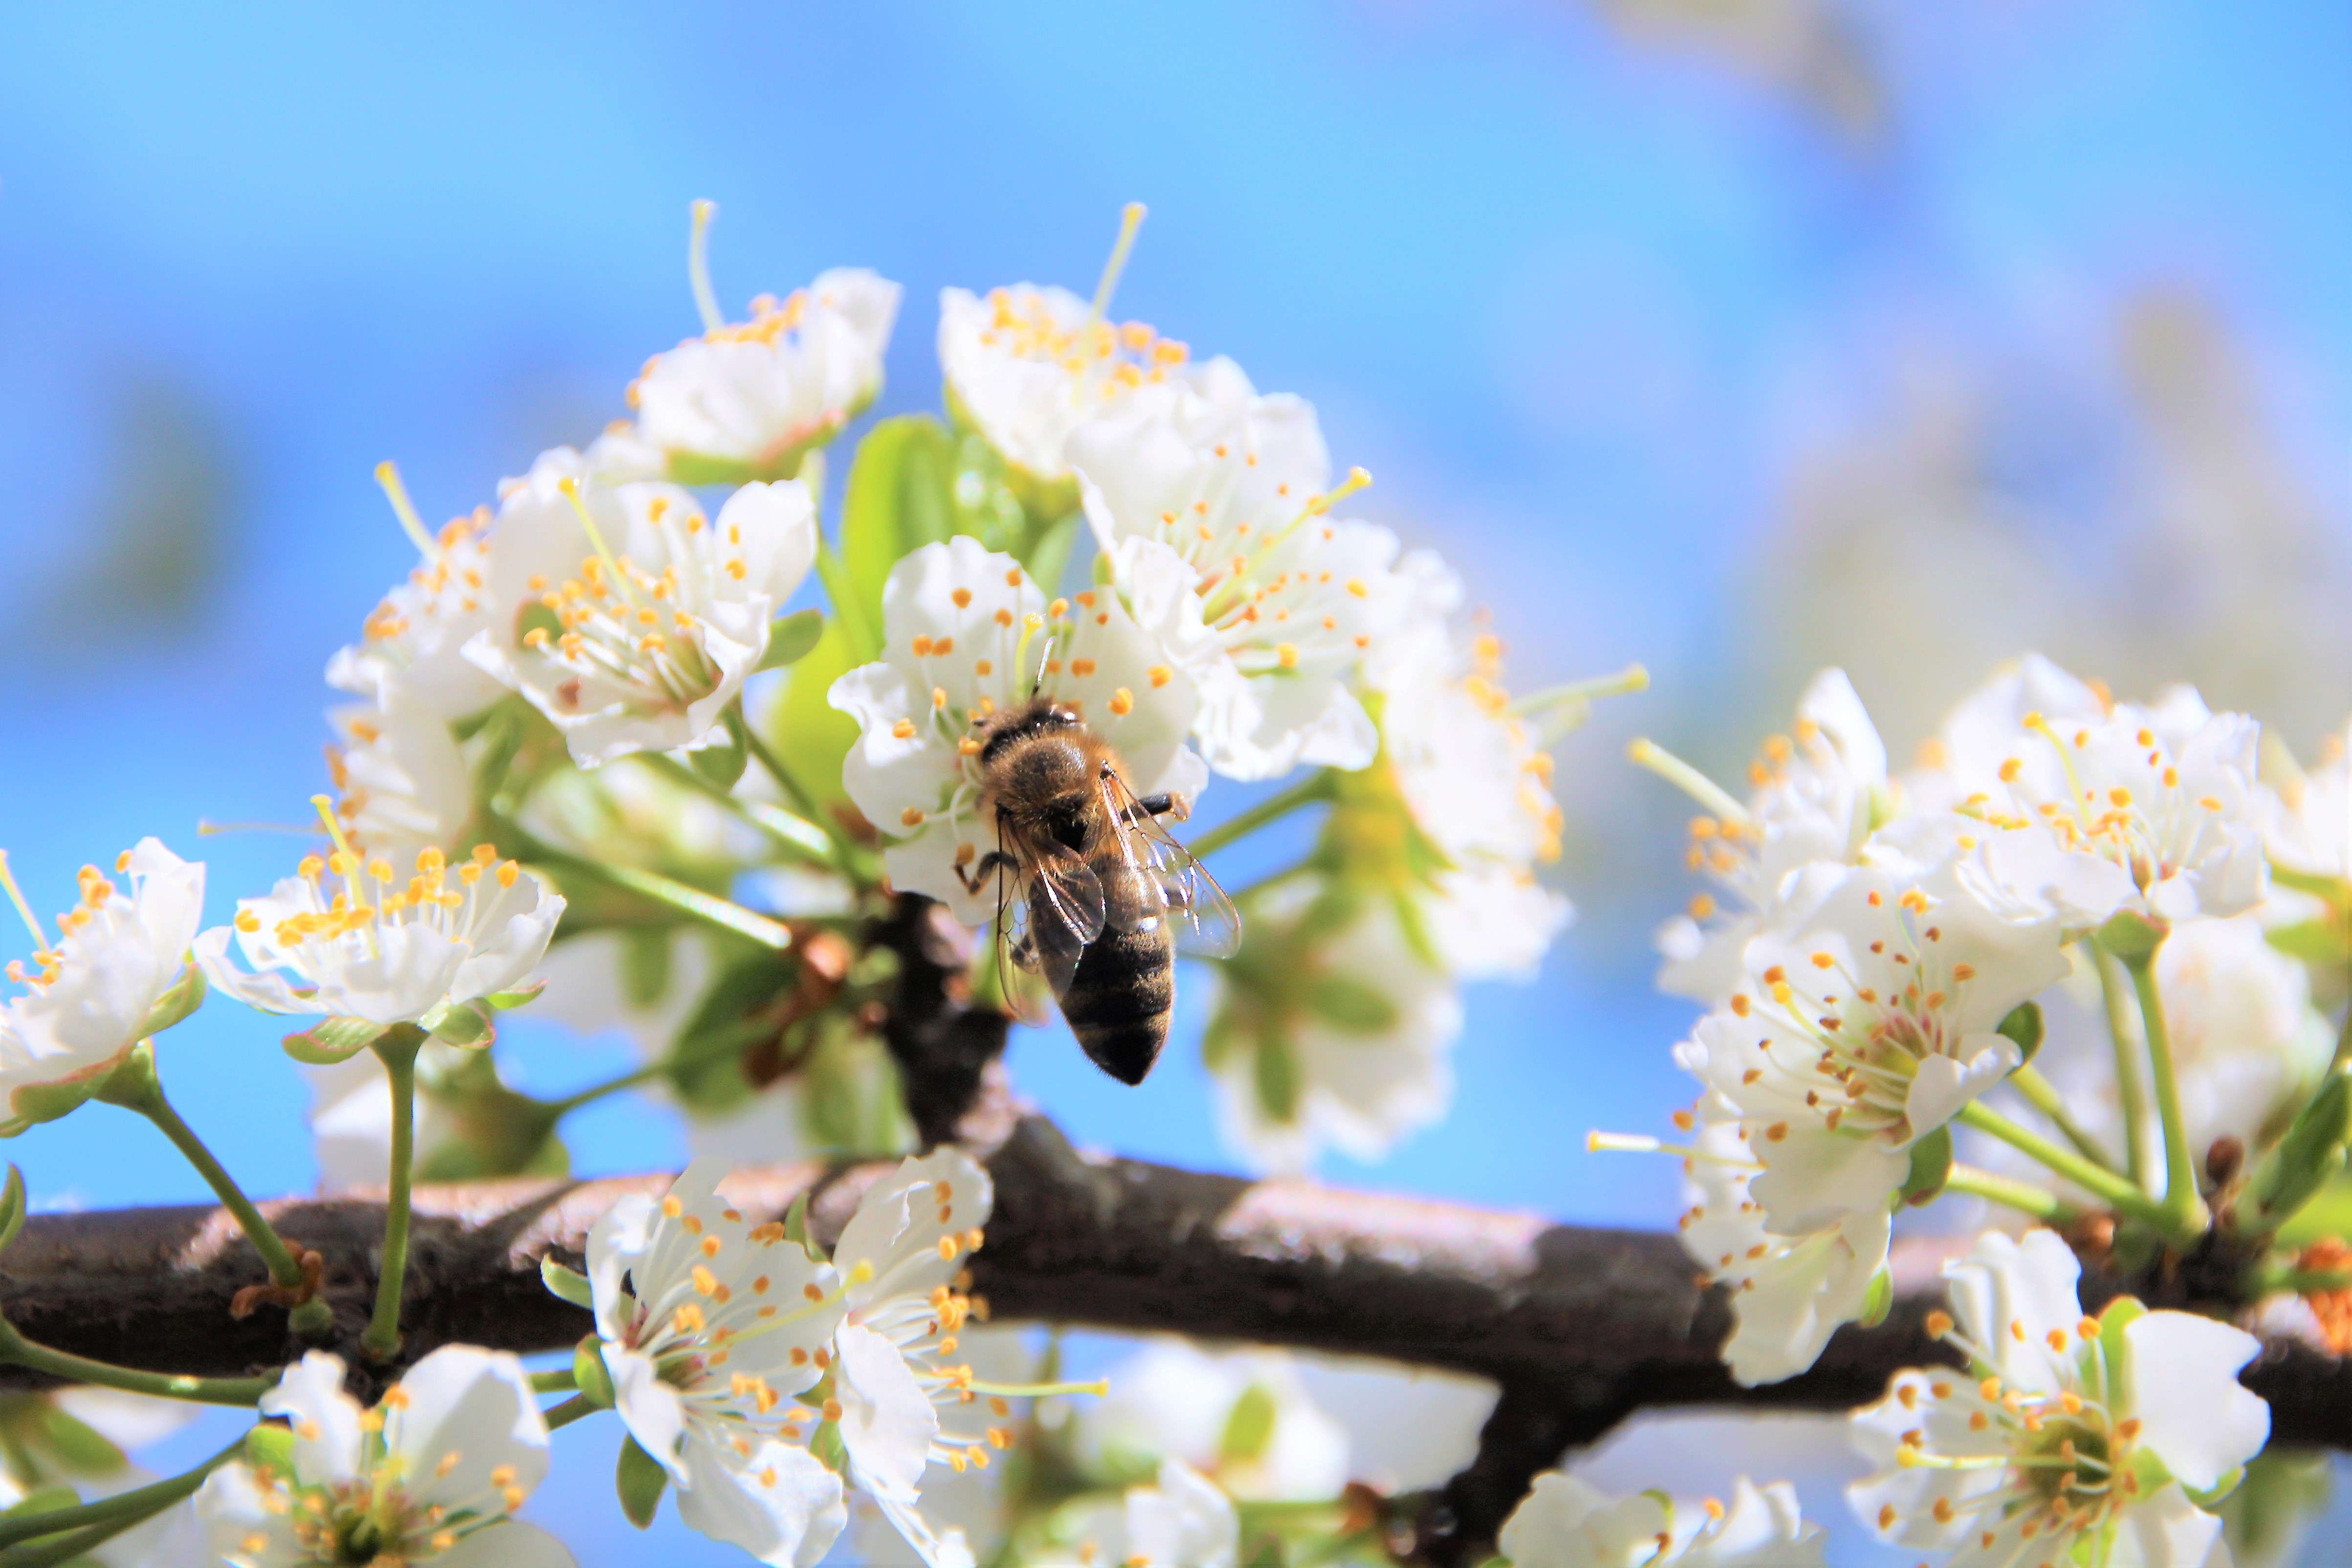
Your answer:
991;858;1054;1029
1100;769;1242;960
1014;852;1103;999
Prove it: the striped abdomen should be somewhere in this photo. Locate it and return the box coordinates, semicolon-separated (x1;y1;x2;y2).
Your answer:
1058;860;1174;1085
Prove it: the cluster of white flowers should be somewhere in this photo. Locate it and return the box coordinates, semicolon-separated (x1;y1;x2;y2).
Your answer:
1634;656;2290;1389
576;1148;1053;1568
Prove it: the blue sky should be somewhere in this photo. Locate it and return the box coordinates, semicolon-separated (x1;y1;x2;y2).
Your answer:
0;3;2346;1562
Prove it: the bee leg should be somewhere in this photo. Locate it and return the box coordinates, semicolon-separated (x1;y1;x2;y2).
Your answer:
1127;791;1190;823
954;850;1013;895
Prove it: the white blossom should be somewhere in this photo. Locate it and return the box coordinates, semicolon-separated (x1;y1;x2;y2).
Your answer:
1849;1229;2269;1568
197;1347;569;1568
0;839;204;1132
326;696;473;867
1498;1472;1827;1567
2260;718;2352;882
828;1148;1005;1568
1372;591;1573;981
1906;659;2268;928
1071;372;1411;779
0;1388;201;1568
828;536;1204;926
326;492;508;724
1673;858;2067;1233
1674;1107;1892;1388
462;447;819;767
197;839;561;1029
1073;1340;1351;1503
1206;882;1463;1175
1055;1458;1242;1568
586;1160;849;1567
1650;669;1889;1002
938;279;1219;490
605;268;900;483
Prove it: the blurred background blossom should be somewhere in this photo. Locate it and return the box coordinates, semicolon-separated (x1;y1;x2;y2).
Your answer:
1;2;2346;1562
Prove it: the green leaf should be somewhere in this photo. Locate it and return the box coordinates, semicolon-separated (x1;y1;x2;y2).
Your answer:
842;415;958;640
0;1485;78;1521
282;1017;389;1065
515;600;563;648
140;964;207;1038
1017;509;1083;596
575;1336;617;1410
619;929;672;1012
1218;1383;1278;1464
1900;1126;1954;1208
2221;1447;2332;1567
0;1165;23;1256
754;608;827;673
2267;917;2351;968
769;617;863;814
615;1435;669;1528
1995;1000;2043;1065
38;1408;127;1476
540;1256;594;1309
2242;1068;2352;1234
243;1424;295;1480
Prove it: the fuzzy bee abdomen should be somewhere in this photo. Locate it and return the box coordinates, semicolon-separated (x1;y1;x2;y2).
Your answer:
1061;864;1175;1085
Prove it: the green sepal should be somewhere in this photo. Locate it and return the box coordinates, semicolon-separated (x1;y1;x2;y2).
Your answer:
2096;909;2167;965
809;1419;847;1475
483;981;548;1012
1857;1266;1894;1328
420;1001;496;1049
690;707;750;791
281;1016;389;1065
4;1072;110;1133
1995;1000;2043;1065
2097;1293;2147;1409
0;1164;25;1257
141;964;207;1039
574;1336;617;1410
615;1435;669;1528
0;1485;79;1521
664;408;856;488
754;608;827;673
2184;1464;2248;1511
1900;1126;1955;1208
540;1256;594;1309
1253;1031;1302;1125
783;1192;817;1257
1218;1384;1278;1464
1302;973;1399;1035
243;1423;296;1480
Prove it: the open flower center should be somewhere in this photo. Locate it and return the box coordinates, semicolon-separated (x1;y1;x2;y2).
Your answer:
243;820;519;965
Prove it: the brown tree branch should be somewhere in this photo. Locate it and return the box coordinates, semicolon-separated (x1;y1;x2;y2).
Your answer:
0;1123;2340;1483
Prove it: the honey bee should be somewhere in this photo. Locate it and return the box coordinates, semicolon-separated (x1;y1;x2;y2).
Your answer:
956;696;1239;1084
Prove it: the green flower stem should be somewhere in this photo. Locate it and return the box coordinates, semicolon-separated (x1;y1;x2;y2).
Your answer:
2004;1065;2120;1171
524;844;793;951
360;1024;426;1360
542;1393;598;1431
2248;1262;2352;1295
2093;945;2153;1191
95;1048;303;1290
1186;772;1338;862
0;1435;244;1559
2123;947;2212;1242
639;753;838;868
1944;1163;2080;1224
0;1321;272;1409
529;1369;579;1395
1955;1101;2176;1234
739;717;869;880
